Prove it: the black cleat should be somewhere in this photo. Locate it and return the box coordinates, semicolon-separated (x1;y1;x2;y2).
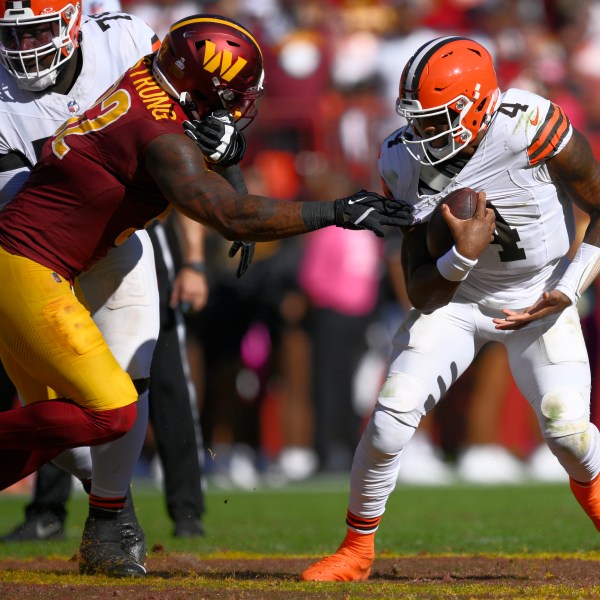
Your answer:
79;491;147;578
118;490;146;565
0;513;64;542
79;512;146;577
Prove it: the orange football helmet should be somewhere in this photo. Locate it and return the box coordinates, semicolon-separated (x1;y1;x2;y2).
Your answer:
153;14;264;129
0;0;82;90
396;36;500;165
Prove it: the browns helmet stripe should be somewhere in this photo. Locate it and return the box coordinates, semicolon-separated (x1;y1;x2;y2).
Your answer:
401;36;471;98
528;103;571;165
5;0;31;8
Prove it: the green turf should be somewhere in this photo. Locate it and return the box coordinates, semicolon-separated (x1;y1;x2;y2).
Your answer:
0;477;596;558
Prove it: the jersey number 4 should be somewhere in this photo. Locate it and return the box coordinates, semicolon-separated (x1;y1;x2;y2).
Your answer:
488;203;526;262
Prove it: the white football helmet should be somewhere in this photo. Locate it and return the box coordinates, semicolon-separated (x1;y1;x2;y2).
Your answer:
0;0;82;90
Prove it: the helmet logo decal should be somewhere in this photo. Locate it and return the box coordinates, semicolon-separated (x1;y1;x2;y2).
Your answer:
202;40;247;82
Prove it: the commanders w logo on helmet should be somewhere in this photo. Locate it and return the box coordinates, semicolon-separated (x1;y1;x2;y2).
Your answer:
152;14;264;130
202;39;247;82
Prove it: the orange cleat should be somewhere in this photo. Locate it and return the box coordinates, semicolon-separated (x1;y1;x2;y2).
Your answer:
570;473;600;532
301;529;375;582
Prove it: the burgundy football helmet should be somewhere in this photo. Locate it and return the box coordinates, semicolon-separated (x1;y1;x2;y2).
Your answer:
153;14;264;129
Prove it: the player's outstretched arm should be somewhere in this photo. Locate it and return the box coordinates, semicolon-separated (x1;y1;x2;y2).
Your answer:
145;133;414;240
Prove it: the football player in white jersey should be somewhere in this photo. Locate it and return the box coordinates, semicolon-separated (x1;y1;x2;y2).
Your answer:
0;0;161;577
302;36;600;581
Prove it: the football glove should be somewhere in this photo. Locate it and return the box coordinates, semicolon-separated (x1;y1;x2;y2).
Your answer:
302;190;415;237
335;190;415;236
228;240;255;278
183;110;246;167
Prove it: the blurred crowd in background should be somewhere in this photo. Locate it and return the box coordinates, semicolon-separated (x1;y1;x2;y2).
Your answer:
9;0;600;494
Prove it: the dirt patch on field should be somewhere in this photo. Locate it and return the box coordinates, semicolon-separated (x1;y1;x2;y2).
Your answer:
0;554;598;598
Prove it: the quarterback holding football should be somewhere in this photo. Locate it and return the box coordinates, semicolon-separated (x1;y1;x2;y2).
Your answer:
303;36;600;581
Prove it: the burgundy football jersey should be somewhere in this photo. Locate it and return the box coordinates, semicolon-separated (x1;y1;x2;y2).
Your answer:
0;55;188;282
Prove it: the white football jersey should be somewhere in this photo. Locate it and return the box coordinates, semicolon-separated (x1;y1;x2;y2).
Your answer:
0;11;158;207
379;87;575;310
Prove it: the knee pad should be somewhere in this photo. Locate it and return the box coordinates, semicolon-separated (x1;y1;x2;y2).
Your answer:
367;407;419;457
539;387;589;440
377;372;428;428
539;387;592;464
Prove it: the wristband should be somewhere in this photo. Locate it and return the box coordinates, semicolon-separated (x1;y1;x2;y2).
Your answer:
181;261;206;274
301;201;336;231
436;245;478;281
555;242;600;305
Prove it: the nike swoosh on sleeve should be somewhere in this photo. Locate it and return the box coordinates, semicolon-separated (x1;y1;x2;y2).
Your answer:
529;107;539;126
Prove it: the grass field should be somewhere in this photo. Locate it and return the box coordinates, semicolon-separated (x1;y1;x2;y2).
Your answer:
0;476;599;598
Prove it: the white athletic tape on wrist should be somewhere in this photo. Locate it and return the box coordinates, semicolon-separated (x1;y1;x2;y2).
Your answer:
436;245;478;281
555;242;600;305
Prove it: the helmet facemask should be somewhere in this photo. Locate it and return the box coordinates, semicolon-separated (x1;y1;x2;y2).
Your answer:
397;94;478;165
0;1;81;91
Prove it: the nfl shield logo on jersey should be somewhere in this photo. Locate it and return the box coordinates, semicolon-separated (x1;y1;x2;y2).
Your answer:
67;100;80;114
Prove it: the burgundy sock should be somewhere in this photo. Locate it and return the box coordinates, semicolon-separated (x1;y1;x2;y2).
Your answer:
89;493;127;513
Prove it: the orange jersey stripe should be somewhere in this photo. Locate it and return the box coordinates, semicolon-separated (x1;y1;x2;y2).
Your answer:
527;103;571;165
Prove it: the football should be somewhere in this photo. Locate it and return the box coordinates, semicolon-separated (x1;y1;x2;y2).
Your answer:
426;187;478;258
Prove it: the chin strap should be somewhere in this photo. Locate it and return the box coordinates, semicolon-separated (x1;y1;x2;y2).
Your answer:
16;69;59;92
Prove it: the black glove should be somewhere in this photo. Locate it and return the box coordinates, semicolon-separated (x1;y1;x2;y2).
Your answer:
183;110;246;167
228;240;255;278
329;190;415;237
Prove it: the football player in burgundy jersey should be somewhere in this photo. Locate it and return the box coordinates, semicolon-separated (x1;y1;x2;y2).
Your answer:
0;8;412;570
0;0;216;575
302;36;600;582
0;0;161;577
